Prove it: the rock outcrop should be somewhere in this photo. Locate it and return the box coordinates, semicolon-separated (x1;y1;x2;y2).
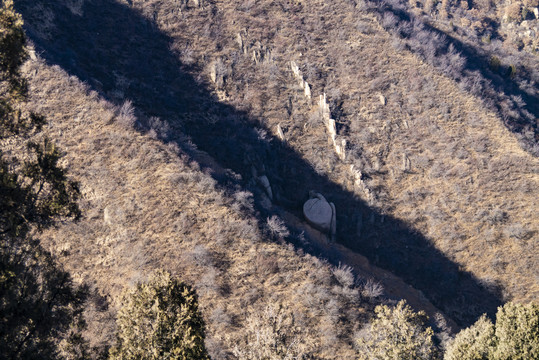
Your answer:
319;93;346;161
290;61;312;99
303;192;336;241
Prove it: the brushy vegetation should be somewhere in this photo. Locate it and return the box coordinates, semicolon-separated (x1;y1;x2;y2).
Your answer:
445;302;539;360
110;270;210;360
0;2;86;358
3;0;537;358
355;300;439;360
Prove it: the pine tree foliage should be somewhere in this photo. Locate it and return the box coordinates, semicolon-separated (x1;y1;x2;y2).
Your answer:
444;315;495;360
0;238;88;359
445;302;539;360
0;1;87;358
110;270;210;360
0;0;79;238
493;302;539;360
355;300;440;360
0;0;27;98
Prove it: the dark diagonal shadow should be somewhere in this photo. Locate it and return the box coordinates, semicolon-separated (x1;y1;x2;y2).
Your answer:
16;0;503;326
365;0;538;151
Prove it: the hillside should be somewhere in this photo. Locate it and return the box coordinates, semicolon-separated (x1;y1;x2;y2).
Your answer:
7;0;539;357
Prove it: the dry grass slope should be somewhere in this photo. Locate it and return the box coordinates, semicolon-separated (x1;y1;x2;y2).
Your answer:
13;0;538;355
21;58;375;358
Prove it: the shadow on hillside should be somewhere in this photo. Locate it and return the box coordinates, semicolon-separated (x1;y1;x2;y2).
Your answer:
16;0;503;326
369;0;538;148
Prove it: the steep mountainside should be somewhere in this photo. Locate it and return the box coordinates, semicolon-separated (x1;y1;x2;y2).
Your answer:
12;0;538;356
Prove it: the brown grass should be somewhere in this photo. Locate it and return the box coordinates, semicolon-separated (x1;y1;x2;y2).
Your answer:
128;0;538;312
15;0;538;355
21;58;374;358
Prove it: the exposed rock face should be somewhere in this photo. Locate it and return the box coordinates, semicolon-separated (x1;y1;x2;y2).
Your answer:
319;93;331;121
257;175;273;200
350;164;372;204
319;93;346;160
304;81;311;99
276;123;285;141
303;192;336;241
335;138;347;161
235;32;244;53
290;61;311;99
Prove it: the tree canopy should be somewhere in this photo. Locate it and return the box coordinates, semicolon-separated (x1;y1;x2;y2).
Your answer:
0;1;86;358
355;300;439;360
110;270;210;360
445;302;539;360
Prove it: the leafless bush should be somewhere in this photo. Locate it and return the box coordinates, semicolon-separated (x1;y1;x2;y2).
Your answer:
503;223;530;241
232;191;254;213
504;3;522;22
382;11;399;29
232;304;314;360
195;266;221;296
116;100;136;128
187;244;213;267
318;313;339;348
267;215;290;240
486;208;508;225
148;116;170;139
361;279;384;299
255;253;279;275
64;0;85;16
333;263;355;288
210;306;233;328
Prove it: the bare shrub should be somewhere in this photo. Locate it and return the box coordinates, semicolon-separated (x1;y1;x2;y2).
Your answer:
232;190;254;213
266;215;290;240
195;267;221;296
148;116;170;139
186;244;212;267
361;278;384;299
503;223;530;241
64;0;85;16
333;263;355;288
505;3;523;22
116;100;136;128
232;304;314;360
486;208;508;225
255;253;279;275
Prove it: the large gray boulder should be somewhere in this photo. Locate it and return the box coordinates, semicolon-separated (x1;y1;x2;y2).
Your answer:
303;192;333;233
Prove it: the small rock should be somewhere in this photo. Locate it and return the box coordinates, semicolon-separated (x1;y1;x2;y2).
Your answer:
28;49;37;61
103;207;112;225
209;63;216;83
276;123;285;141
379;95;386;106
402;153;411;172
304;81;311;99
258;175;273;200
236;33;243;51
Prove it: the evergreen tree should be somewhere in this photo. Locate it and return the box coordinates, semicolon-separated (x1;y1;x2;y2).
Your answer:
493;302;539;360
444;315;495;360
110;270;210;360
445;302;539;360
356;300;440;360
0;1;87;358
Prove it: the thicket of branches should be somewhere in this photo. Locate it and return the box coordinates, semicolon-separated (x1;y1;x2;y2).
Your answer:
0;1;86;358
